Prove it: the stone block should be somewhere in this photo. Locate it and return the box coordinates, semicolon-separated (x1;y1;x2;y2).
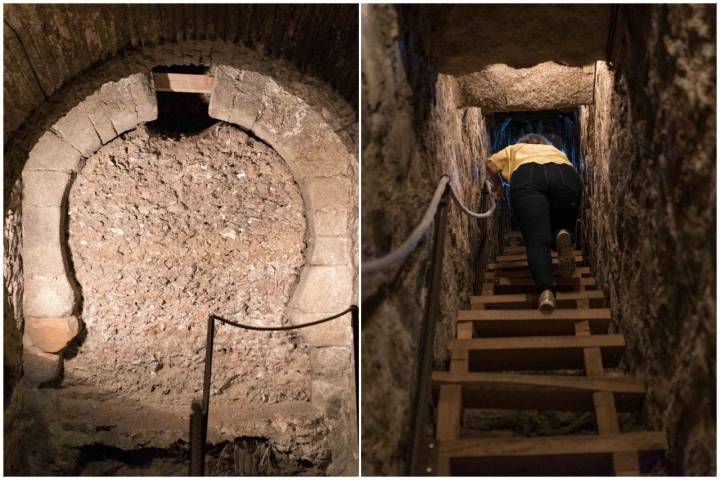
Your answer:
125;73;158;123
51;104;102;158
22;345;62;386
312;208;349;236
292;147;352;179
311;379;347;419
22;171;71;208
81;93;118;144
310;346;352;379
98;81;138;135
22;206;64;278
24;316;80;353
294;266;353;313
209;66;265;128
291;311;354;347
309;236;351;266
24;131;83;172
22;244;67;278
458;62;595;112
23;275;76;318
306;177;351;210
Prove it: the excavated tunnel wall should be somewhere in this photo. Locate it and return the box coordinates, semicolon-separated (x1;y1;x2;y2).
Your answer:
361;5;500;475
579;5;716;475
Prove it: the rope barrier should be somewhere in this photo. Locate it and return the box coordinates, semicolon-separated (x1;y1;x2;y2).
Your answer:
210;306;355;331
362;176;496;274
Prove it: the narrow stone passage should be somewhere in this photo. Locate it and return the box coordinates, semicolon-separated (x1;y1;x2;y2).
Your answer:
361;4;715;476
432;231;665;475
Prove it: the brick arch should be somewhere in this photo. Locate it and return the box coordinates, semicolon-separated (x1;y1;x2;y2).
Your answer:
17;41;357;471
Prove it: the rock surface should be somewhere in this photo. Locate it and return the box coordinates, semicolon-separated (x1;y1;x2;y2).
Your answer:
458;62;595;112
3;4;358;139
361;5;500;475
579;5;716;476
24;316;80;353
419;4;611;75
66;123;309;409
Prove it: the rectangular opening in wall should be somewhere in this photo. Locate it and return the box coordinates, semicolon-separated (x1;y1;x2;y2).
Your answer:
149;65;217;135
486;109;584;173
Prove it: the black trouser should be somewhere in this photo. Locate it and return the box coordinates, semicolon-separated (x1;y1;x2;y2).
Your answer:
509;162;582;294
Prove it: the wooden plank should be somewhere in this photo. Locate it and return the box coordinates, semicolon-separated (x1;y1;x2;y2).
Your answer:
575;319;641;475
471;290;605;310
436;385;462;475
432;371;646;412
495;250;582;263
449;334;625;371
485;266;591;279
457;308;610;337
489;254;584;270
502;246;528;254
152;72;214;93
485;277;597;295
436;314;474;474
439;431;667;458
489;277;595;287
459;308;610;321
440;432;667;476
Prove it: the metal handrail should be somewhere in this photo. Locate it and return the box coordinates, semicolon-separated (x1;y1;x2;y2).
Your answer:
360;176;498;475
189;305;359;475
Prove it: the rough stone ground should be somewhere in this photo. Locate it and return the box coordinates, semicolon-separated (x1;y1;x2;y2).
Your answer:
5;122;334;474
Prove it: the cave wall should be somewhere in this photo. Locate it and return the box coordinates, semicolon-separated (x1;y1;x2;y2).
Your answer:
361;5;498;475
578;4;716;475
3;4;357;140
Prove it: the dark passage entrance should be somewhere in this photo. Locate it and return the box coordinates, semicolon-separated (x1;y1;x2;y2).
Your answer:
487;110;584;171
148;64;217;136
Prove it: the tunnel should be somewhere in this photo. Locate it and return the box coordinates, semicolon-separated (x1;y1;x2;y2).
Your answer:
361;4;715;477
4;5;358;476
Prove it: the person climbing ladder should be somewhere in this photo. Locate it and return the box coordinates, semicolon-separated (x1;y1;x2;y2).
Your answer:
486;134;582;313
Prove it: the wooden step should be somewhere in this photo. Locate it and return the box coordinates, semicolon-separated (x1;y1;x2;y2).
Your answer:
440;431;667;476
458;308;611;337
432;372;645;412
485;277;597;294
501;246;528;254
471;291;605;309
489;255;584;271
449;335;625;371
495;250;582;263
485;266;591;279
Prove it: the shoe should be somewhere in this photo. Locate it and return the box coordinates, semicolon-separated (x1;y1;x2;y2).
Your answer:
555;229;576;278
538;289;556;314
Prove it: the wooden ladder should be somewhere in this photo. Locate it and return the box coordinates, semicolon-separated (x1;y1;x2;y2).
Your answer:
433;231;667;476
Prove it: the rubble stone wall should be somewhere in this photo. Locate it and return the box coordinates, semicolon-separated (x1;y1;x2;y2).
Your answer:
3;4;357;140
361;5;499;475
578;5;716;475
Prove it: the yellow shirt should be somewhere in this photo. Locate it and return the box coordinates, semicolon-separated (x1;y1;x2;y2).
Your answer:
488;143;572;182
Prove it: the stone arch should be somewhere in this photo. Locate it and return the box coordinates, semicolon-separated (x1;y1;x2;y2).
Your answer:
16;40;357;472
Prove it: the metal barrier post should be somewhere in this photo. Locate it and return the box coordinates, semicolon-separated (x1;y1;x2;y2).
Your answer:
189;400;205;475
409;187;449;475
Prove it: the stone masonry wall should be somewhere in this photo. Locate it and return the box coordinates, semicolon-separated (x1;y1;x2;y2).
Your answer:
579;5;716;475
361;5;499;475
5;40;357;475
3;4;357;139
